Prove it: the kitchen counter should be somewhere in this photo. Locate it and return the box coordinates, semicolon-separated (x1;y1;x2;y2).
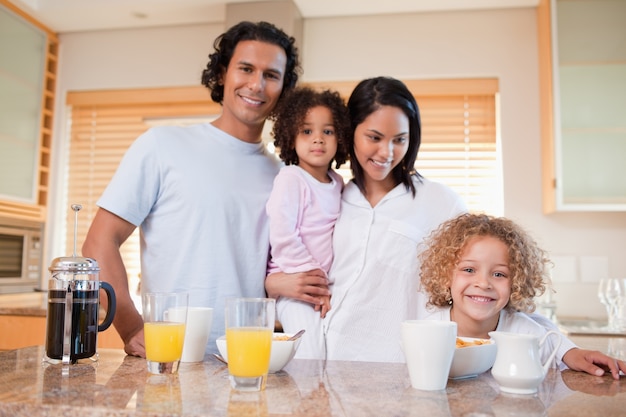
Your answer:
1;339;624;417
0;292;124;351
0;292;47;317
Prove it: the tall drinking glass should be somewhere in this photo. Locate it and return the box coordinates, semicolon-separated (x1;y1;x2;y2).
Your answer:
142;292;188;374
225;298;275;391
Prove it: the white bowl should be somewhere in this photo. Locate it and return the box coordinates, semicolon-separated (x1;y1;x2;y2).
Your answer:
216;332;301;373
448;337;497;379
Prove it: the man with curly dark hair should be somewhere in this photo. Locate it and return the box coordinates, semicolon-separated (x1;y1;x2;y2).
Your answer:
201;21;300;120
265;87;350;359
82;21;301;359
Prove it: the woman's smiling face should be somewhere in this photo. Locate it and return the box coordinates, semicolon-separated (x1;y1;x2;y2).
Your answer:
352;105;409;189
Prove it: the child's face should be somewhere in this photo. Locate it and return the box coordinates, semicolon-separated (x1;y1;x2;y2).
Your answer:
294;105;338;180
450;235;511;334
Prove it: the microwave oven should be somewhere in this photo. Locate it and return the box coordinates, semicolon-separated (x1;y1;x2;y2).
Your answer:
0;216;43;294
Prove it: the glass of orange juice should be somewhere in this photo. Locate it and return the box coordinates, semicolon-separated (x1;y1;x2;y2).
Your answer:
225;297;275;391
142;292;188;374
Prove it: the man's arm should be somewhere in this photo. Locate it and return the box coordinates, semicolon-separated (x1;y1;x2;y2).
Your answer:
82;208;145;357
265;270;329;305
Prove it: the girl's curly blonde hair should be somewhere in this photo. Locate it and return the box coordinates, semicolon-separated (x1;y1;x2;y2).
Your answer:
419;213;551;313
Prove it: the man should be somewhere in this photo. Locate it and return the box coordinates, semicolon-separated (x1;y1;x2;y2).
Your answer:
82;21;300;357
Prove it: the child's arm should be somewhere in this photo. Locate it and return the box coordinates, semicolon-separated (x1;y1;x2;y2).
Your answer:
562;348;626;379
530;313;626;378
313;294;332;318
529;313;577;362
267;170;328;279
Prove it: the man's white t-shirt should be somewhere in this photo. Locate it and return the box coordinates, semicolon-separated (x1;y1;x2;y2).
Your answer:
98;123;281;351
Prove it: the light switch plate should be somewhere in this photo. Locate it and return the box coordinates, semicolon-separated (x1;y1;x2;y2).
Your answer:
550;255;577;283
579;256;609;283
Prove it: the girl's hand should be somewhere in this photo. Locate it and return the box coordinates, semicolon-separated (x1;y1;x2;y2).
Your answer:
265;269;330;306
563;348;626;379
315;294;332;318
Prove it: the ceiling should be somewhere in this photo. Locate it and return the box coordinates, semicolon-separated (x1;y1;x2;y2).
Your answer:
8;0;539;33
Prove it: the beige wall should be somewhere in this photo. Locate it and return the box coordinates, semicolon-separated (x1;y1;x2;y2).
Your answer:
50;7;626;319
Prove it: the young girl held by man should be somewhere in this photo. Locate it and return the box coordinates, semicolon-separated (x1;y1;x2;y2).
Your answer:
266;86;350;359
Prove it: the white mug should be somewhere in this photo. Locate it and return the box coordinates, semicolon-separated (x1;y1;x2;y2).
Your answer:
167;306;213;362
401;320;457;391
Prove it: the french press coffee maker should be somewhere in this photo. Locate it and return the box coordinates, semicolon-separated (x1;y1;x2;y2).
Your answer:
44;204;116;364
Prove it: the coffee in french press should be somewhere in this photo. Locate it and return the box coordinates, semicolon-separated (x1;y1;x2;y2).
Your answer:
44;204;116;364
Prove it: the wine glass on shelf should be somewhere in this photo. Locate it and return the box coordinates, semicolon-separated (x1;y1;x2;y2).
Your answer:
612;278;626;334
597;278;626;331
598;278;611;329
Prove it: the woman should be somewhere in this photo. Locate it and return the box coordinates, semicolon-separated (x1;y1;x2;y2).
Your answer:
266;76;466;362
267;77;584;365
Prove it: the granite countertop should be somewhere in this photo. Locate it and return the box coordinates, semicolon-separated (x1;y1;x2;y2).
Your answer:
0;293;47;317
1;345;625;417
0;291;142;318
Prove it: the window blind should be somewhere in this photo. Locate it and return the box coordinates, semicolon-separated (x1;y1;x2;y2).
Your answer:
417;93;500;215
66;91;218;287
65;81;500;288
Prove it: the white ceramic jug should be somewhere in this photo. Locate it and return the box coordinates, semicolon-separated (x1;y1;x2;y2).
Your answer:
488;330;561;394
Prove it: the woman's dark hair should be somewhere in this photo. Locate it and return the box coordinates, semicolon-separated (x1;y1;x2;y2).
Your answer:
201;21;301;114
347;76;422;196
271;86;350;168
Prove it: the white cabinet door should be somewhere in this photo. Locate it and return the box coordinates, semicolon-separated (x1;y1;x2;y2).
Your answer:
0;5;46;204
550;0;626;211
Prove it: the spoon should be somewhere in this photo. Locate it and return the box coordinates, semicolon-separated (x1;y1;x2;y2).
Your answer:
288;329;305;341
211;353;228;365
212;330;305;365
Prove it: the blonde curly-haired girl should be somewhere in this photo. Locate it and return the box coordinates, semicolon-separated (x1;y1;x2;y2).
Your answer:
419;213;625;379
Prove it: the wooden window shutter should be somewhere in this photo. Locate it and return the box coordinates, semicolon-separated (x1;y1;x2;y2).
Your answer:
416;92;500;215
65;87;219;290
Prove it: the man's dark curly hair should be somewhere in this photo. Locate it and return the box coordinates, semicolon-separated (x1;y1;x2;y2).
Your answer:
271;86;350;169
200;21;300;117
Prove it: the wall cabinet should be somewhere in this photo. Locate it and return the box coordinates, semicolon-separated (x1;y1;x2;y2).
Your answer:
539;0;626;212
0;0;57;222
